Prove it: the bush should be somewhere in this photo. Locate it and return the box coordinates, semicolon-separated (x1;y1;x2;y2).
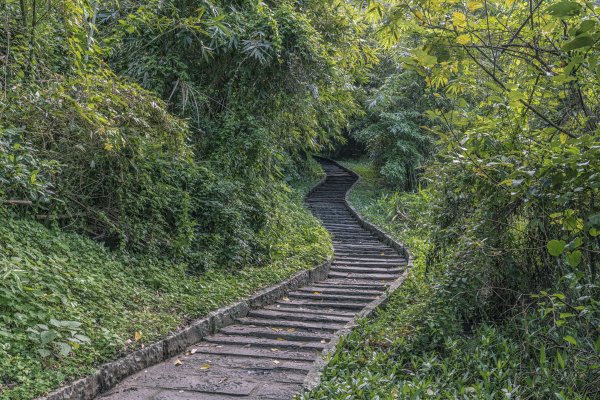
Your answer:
2;73;201;255
304;161;599;400
0;128;59;205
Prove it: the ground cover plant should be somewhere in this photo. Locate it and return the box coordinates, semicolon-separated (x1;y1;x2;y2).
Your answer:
0;169;330;399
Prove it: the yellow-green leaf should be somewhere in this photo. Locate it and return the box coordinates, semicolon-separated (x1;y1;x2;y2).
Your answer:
456;34;471;45
563;336;577;346
452;12;467;29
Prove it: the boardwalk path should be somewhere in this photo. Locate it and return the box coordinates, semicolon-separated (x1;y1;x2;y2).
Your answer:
101;159;407;400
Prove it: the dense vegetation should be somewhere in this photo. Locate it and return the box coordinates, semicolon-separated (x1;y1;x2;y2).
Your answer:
1;0;598;398
304;161;598;399
0;0;371;262
0;182;329;398
305;0;599;398
0;0;368;397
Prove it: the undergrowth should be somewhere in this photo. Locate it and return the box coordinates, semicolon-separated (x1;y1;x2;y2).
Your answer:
301;160;599;400
0;164;330;400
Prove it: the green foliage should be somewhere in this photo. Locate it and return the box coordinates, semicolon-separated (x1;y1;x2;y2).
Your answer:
0;0;365;271
3;73;202;255
1;0;371;266
26;320;90;359
104;0;371;160
350;63;436;190
367;0;599;288
0;0;93;82
1;0;203;256
303;161;599;400
1;1;346;396
99;1;374;263
317;0;600;394
0;175;330;398
0;128;59;204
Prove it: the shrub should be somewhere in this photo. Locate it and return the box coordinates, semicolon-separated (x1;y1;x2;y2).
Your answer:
0;128;59;206
2;73;201;255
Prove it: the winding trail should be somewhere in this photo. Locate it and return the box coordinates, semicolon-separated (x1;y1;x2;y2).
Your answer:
101;159;406;400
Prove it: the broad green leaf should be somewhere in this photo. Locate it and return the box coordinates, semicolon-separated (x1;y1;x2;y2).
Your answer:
546;1;582;18
40;330;58;345
452;12;467;29
37;349;52;358
56;342;72;357
49;319;62;327
62;320;82;329
74;334;91;343
562;35;594;51
547;240;566;256
565;250;582;267
574;19;596;35
456;34;471;45
589;213;600;227
563;336;577;346
467;1;483;11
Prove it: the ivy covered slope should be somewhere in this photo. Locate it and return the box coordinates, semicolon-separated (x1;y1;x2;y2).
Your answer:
303;161;598;399
0;165;330;400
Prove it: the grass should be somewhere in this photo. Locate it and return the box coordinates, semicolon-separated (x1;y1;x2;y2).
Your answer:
300;159;598;400
0;163;331;400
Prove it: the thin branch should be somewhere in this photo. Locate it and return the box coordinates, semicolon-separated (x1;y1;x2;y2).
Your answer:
463;47;577;139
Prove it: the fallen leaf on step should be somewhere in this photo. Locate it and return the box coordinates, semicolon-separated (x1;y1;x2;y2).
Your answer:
271;348;280;352
199;364;210;370
313;292;321;295
174;359;183;366
380;253;385;255
190;348;197;355
273;360;280;364
276;337;285;341
286;328;296;332
282;297;290;302
321;340;327;343
272;327;283;332
134;331;142;341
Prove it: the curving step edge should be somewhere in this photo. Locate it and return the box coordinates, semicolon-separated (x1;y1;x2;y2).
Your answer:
37;156;412;400
301;156;412;392
37;167;334;400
